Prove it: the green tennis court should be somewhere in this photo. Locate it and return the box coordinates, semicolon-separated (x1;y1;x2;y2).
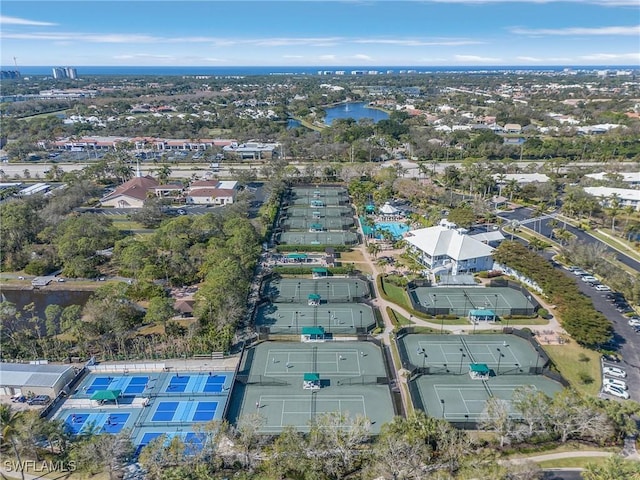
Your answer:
226;341;395;433
263;278;369;303
282;216;355;231
409;286;535;317
278;231;358;246
291;187;349;197
256;303;376;334
414;375;563;422
283;206;353;218
291;196;346;207
398;334;542;375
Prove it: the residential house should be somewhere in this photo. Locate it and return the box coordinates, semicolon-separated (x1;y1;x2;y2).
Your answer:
583;187;640;211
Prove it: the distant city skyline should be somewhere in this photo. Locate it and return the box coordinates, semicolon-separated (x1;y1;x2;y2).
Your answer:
1;1;639;68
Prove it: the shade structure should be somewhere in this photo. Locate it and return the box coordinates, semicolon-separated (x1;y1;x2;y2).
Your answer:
469;364;490;375
301;326;325;336
303;373;320;382
91;389;122;405
287;253;308;260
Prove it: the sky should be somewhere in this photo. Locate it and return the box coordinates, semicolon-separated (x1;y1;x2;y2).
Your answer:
1;0;639;67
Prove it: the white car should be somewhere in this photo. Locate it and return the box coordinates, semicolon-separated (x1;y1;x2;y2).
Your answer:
603;366;627;378
604;384;630;399
628;318;640;327
581;275;599;283
573;269;588;276
603;378;628;390
594;285;611;291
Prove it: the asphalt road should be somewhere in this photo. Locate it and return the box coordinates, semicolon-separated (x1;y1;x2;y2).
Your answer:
498;207;640;273
542;470;583;480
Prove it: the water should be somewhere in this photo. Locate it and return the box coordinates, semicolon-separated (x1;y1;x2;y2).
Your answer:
360;217;410;240
1;288;93;318
287;118;302;129
6;65;632;77
324;102;389;125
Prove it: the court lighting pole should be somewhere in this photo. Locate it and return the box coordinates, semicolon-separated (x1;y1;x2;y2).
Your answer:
497;348;504;375
295;311;299;334
440;399;445;418
297;282;301;302
421;348;427;368
360;310;363;330
459;348;466;374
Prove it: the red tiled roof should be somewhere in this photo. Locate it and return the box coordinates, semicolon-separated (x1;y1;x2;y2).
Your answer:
188;188;235;198
102;176;159;202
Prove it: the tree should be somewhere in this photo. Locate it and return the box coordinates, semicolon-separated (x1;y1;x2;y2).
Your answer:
581;455;640;480
145;296;176;328
479;397;514;447
44;304;63;337
69;431;134;480
447;204;476;228
0;404;26;480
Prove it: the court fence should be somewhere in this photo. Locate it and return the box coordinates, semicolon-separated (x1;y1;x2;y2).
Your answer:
336;376;388;386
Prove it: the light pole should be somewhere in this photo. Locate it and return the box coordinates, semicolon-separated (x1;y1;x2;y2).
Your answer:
496;348;504;375
494;294;499;319
360;310;363;330
464;414;469;430
440;399;445;419
459;348;466;374
421;348;427;368
295;311;299;334
297;282;301;302
534;348;541;373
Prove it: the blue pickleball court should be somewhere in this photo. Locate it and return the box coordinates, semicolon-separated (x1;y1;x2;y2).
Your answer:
151;401;219;423
65;412;130;435
164;374;229;394
85;376;149;395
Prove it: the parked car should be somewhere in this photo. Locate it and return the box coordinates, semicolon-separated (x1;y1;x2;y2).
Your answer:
602;354;621;363
581;275;599;283
628;318;640;327
603;378;628;390
603;366;627;378
594;284;611;291
572;269;588;276
603;384;630;399
27;395;50;406
177;209;187;215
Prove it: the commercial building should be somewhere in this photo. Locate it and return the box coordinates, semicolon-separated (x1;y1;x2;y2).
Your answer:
0;363;76;397
405;226;495;275
583;187;640;211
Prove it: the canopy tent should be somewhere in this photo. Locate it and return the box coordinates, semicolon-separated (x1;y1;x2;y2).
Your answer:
469;309;497;322
301;326;326;342
469;363;490;380
287;253;308;260
91;389;122;405
303;372;321;390
312;267;328;278
365;203;376;213
308;293;321;306
309;223;324;232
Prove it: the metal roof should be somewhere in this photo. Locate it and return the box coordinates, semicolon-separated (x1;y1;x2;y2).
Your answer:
0;363;74;388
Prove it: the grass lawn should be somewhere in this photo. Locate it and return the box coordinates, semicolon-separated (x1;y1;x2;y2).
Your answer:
387;307;413;326
503;317;550;326
339;250;365;262
536;456;611;468
543;341;602;396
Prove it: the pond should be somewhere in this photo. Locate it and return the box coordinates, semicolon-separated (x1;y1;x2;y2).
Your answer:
1;288;93;318
323;102;389;125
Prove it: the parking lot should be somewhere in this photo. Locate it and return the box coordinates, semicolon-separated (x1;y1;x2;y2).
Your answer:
561;266;639;401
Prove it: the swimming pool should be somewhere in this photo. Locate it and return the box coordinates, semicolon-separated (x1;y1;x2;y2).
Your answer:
360;217;409;240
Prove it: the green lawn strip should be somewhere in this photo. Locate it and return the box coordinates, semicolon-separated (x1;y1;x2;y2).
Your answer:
387;307;412;326
502;317;549;326
535;456;611;468
542;342;602;396
388;337;414;415
590;230;640;264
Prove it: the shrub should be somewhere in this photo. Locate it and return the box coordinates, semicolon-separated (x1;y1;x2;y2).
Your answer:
578;371;594;384
537;308;549;319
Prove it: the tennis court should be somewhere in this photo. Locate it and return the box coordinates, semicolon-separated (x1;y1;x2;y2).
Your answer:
256;303;376;334
282;216;355;231
283;206;353;218
64;412;132;435
414;375;563;423
398;334;542;375
226;341;395;433
135;431;206;455
263;278;369;303
291;196;345;207
279;231;358;246
409;286;535;317
85;375;149;395
163;373;231;394
291;187;349;198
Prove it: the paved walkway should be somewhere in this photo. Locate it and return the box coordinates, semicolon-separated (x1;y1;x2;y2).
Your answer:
502;450;613;465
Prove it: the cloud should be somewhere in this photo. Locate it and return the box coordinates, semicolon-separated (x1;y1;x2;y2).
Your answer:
455;54;502;62
319;54;337;60
579;52;640;61
353;54;373;60
282;55;304;59
113;54;173;60
510;25;640;36
354;38;484;46
0;15;57;26
516;56;543;62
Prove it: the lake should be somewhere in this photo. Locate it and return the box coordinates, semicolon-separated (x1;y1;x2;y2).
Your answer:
324;102;389;125
1;288;93;318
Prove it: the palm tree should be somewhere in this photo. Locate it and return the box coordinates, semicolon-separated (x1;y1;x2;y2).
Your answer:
607;193;621;233
156;164;172;184
0;404;26;480
367;242;381;259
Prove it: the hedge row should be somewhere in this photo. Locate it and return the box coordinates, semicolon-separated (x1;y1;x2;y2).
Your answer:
492;241;612;347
